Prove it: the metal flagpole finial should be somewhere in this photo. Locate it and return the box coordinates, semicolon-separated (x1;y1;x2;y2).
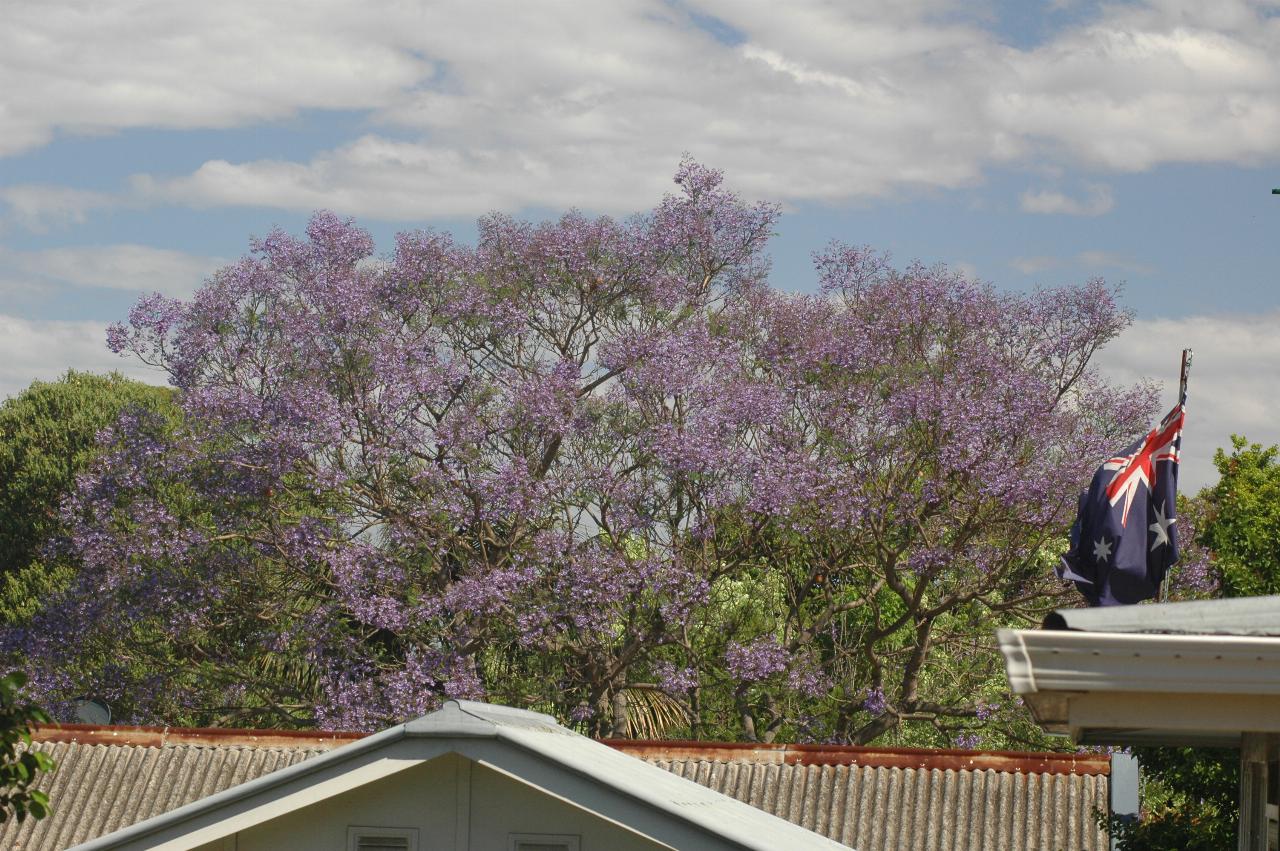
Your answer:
1179;348;1193;405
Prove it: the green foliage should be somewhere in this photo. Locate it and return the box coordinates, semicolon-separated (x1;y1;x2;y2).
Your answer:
1107;747;1237;851
1201;436;1280;597
0;672;53;823
0;371;174;623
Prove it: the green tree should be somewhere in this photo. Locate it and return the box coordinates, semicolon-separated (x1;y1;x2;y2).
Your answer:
1109;746;1237;851
0;671;53;823
0;371;174;623
1202;436;1280;597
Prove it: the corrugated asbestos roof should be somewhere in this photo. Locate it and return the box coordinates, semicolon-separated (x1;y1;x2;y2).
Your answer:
5;722;1111;851
2;739;328;850
623;752;1110;851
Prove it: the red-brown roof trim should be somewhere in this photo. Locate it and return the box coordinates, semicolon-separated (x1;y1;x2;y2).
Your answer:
32;721;365;750
602;739;1111;776
30;723;1110;775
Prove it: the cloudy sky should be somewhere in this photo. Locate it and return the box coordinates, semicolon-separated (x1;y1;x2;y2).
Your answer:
2;0;1278;490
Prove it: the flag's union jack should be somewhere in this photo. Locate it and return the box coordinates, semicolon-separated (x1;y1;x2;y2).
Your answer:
1102;404;1185;528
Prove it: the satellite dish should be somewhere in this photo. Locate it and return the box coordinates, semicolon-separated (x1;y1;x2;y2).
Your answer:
72;698;111;725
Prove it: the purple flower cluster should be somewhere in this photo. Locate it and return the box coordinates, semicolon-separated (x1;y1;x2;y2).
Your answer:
725;638;790;683
861;686;889;716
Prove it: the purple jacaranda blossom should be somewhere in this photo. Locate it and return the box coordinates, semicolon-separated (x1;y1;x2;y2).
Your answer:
653;662;700;695
725;638;790;682
6;161;1153;743
862;687;889;717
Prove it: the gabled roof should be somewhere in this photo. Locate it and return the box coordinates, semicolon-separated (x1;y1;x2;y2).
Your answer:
7;717;1113;850
71;700;849;851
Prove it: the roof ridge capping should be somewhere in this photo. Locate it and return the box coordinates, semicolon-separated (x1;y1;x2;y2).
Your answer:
1043;593;1280;636
403;699;563;737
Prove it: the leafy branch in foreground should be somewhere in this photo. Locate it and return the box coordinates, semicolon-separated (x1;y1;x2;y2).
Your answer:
0;671;53;823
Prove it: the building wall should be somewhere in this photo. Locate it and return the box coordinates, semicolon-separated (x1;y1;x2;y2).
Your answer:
222;753;668;851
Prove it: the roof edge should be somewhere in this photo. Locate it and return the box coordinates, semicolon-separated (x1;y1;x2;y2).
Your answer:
999;627;1280;696
34;722;365;749
603;739;1110;775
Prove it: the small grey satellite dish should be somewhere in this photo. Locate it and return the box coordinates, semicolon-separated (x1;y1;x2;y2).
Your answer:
72;698;111;725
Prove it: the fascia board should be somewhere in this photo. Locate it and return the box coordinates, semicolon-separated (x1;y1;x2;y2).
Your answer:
998;628;1280;696
68;731;436;851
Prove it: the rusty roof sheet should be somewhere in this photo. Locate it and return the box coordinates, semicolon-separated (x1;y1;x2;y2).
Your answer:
6;726;1111;851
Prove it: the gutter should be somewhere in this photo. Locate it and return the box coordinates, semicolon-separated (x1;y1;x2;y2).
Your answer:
998;628;1280;696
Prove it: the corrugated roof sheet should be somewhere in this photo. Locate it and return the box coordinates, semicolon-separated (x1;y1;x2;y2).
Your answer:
636;755;1110;851
1;740;327;851
5;724;1112;851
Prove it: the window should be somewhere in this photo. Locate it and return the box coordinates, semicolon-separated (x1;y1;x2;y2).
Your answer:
508;833;581;851
347;826;419;851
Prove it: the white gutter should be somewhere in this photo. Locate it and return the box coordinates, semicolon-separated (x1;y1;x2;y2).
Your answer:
998;628;1280;696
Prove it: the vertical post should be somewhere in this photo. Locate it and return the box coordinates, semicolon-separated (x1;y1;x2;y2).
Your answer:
1239;732;1269;851
1110;752;1139;851
1160;348;1193;604
1179;348;1193;406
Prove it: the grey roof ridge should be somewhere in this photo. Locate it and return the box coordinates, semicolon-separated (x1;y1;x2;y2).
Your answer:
404;698;559;735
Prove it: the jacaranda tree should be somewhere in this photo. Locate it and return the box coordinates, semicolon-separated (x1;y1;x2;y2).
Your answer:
7;162;1153;741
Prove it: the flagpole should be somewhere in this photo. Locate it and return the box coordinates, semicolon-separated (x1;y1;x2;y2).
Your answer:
1179;348;1193;406
1160;348;1192;603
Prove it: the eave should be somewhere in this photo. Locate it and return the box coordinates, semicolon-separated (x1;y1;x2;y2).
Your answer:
998;627;1280;747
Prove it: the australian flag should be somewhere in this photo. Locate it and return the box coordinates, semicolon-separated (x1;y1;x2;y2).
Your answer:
1059;401;1186;606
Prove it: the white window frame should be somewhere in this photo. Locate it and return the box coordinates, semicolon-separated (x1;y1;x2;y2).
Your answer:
508;833;582;851
347;825;420;851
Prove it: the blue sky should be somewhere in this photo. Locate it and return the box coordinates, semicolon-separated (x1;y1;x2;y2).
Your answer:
2;0;1278;490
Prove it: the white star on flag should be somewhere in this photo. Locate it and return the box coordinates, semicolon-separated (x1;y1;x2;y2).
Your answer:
1092;536;1112;564
1149;501;1176;551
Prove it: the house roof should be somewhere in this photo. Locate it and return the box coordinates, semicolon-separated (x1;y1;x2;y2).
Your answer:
608;741;1110;850
999;595;1280;746
6;714;1112;851
65;700;851;851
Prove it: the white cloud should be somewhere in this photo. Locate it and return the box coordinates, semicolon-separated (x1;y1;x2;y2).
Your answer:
6;1;1280;216
0;0;429;158
1097;309;1280;492
0;185;115;232
0;245;224;298
0;315;164;401
1020;183;1115;216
